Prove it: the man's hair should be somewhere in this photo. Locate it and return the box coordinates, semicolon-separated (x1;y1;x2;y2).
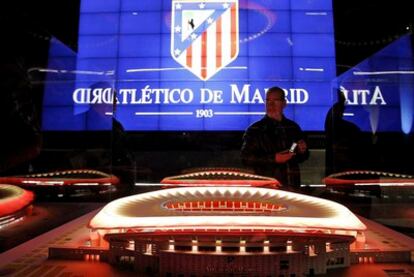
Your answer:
266;86;285;99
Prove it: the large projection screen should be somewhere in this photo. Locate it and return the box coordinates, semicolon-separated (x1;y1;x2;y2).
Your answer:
42;0;336;131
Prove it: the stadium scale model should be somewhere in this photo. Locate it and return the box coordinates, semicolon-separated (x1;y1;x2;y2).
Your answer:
323;170;414;198
323;170;414;188
49;169;377;276
0;169;119;197
0;184;34;228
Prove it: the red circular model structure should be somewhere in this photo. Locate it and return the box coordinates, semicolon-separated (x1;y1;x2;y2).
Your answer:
0;184;34;221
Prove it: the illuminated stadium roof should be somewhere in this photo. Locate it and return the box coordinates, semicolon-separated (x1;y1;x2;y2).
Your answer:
323;170;414;187
0;185;34;218
89;187;366;234
0;169;119;188
160;169;280;188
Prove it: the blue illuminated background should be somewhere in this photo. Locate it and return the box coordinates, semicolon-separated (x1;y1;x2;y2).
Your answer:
43;0;337;131
333;34;414;134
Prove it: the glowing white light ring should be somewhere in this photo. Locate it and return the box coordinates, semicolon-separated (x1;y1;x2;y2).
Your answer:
89;187;366;232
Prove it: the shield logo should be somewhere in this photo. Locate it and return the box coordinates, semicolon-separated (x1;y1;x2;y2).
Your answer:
171;0;239;81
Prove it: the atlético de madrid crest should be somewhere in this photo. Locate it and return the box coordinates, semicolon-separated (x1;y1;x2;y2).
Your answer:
171;0;239;81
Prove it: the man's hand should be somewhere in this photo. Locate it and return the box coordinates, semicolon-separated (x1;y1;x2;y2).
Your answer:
275;150;295;164
297;139;307;154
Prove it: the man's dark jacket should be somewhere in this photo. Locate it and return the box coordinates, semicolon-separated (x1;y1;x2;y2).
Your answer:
241;115;309;186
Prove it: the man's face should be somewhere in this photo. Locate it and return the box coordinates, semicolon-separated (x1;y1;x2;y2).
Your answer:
266;90;286;116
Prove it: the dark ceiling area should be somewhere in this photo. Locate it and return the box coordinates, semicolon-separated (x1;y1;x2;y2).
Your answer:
334;0;413;73
0;0;80;66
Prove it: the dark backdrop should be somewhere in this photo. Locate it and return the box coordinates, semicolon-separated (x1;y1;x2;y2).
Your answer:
0;0;413;180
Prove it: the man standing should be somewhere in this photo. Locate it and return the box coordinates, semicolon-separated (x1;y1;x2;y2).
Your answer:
324;90;364;176
241;86;309;187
